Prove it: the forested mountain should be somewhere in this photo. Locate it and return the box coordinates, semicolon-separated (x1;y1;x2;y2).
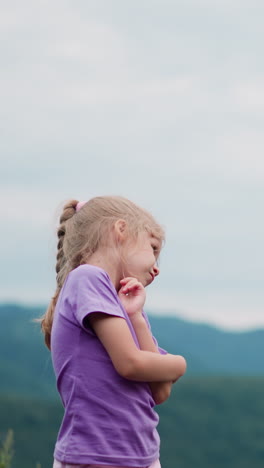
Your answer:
1;377;264;468
0;303;263;398
1;303;264;468
149;314;264;375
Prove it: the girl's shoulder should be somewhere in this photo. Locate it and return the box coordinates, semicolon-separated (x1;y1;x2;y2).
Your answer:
65;264;116;298
61;264;123;322
68;264;110;283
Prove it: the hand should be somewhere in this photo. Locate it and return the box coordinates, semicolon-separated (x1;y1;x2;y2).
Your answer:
118;277;146;316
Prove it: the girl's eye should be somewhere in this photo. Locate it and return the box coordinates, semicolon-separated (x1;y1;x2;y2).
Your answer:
152;245;159;256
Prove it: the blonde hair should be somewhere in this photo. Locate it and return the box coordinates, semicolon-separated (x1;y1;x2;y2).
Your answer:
41;196;165;349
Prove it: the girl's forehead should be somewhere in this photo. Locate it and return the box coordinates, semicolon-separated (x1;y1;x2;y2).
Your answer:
130;228;163;248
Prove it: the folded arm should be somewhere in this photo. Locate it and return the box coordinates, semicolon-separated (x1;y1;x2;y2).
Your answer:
117;277;186;404
88;313;186;401
128;313;176;404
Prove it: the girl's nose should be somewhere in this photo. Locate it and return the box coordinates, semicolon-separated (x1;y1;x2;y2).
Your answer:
153;264;160;277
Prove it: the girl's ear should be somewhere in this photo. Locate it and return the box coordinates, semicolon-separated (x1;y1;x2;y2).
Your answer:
114;219;127;242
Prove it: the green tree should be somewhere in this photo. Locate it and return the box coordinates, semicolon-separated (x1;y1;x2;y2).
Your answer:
0;430;14;468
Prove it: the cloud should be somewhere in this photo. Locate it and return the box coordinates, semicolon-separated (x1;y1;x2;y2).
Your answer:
146;289;264;331
234;80;264;111
1;0;263;330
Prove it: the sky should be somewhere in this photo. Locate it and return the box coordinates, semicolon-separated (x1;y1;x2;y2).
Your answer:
1;0;263;331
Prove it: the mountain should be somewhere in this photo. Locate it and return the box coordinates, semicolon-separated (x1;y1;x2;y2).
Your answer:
0;303;57;399
148;314;264;375
0;303;263;399
1;377;264;468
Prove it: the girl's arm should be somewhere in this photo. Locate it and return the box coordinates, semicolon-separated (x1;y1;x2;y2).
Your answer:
89;313;186;383
128;313;175;405
117;277;185;404
89;277;186;390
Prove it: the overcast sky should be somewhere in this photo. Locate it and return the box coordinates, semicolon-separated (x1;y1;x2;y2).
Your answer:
1;0;263;331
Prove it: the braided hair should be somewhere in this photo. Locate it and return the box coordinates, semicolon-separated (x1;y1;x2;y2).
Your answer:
41;200;78;349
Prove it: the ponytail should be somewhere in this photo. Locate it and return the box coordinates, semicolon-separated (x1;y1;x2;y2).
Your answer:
40;199;78;349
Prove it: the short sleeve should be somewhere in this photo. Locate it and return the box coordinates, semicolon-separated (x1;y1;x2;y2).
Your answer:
67;265;125;328
142;310;168;355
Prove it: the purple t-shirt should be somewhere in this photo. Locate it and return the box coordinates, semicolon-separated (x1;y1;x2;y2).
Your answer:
51;264;166;467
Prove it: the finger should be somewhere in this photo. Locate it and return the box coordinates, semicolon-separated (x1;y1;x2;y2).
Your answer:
121;277;143;287
120;280;143;294
123;278;141;289
120;277;138;285
121;286;142;296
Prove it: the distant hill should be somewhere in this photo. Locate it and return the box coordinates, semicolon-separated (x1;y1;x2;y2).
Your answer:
0;304;57;399
1;377;264;468
148;314;264;375
0;303;263;398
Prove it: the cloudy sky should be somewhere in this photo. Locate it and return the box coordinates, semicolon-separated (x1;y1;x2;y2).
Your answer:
1;0;263;331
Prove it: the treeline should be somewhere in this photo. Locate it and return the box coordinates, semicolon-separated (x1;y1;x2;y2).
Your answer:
1;304;264;466
1;377;264;468
1;304;264;402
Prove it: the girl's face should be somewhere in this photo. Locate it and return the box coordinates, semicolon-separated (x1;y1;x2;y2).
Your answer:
121;231;161;287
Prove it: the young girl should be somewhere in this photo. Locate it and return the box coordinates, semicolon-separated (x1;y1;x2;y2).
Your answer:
41;196;186;468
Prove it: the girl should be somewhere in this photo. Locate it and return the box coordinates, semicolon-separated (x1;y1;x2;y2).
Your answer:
41;196;186;468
